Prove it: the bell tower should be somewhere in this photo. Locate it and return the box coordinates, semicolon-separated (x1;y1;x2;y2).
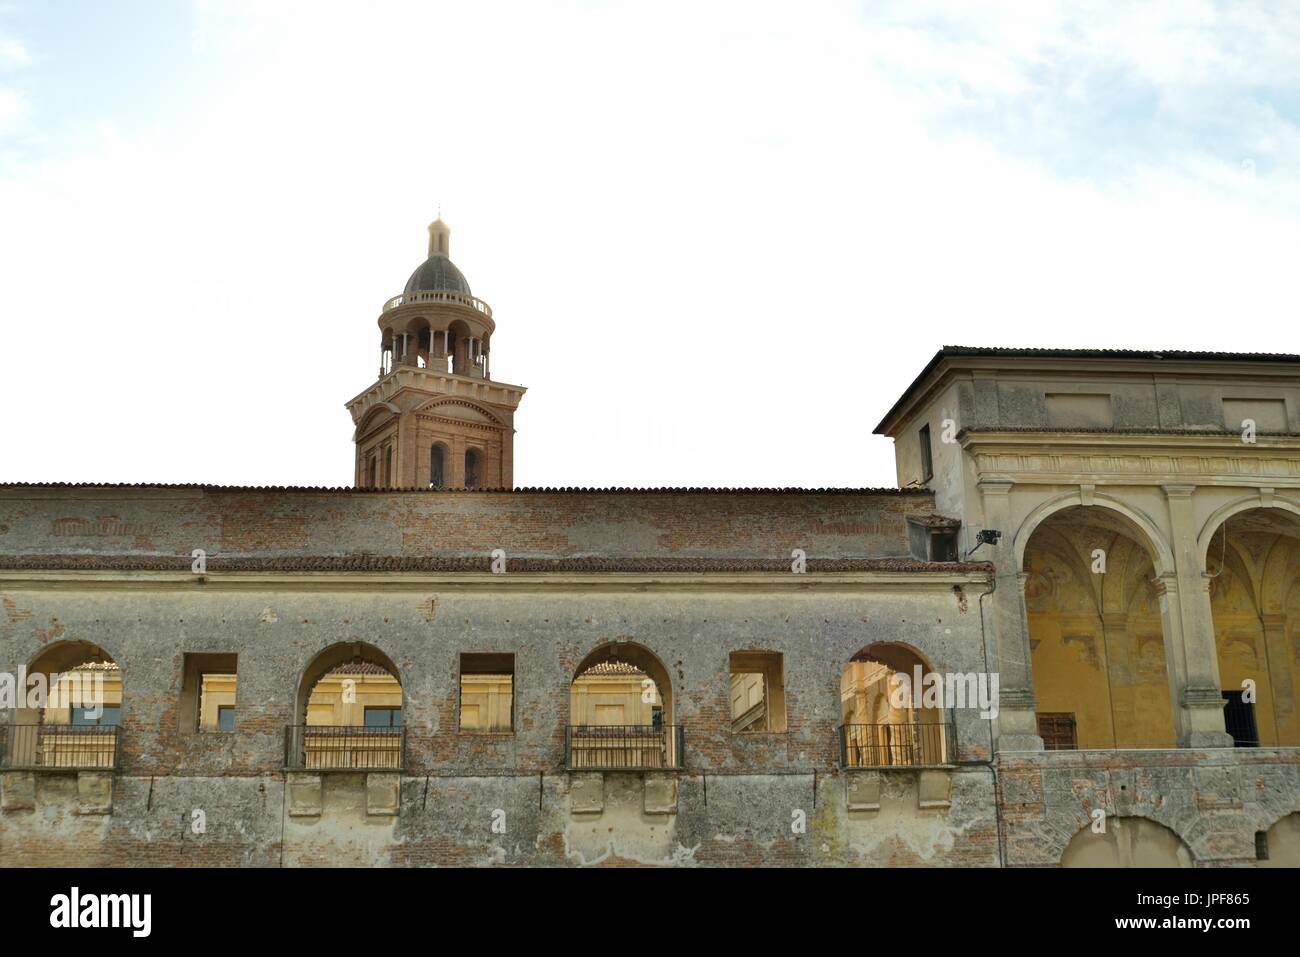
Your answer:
345;217;526;488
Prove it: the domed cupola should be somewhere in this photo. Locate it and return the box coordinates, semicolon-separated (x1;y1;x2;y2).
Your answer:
403;217;473;296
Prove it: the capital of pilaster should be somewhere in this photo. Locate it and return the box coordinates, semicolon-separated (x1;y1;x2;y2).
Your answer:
997;687;1037;711
978;479;1014;497
1181;686;1227;710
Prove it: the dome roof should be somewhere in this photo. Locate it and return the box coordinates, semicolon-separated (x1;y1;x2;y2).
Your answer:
404;256;472;297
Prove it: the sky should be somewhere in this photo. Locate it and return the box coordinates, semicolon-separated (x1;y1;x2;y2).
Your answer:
1;0;1299;488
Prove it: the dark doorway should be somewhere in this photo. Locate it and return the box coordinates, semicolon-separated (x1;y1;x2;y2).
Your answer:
1222;690;1259;747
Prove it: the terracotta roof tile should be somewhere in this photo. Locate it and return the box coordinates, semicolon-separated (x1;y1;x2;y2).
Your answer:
0;484;930;494
0;554;991;574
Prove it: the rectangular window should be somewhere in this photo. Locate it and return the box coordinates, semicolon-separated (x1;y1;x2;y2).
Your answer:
1037;712;1077;750
459;653;514;732
180;653;238;733
918;424;933;482
729;652;786;732
930;528;958;562
72;705;121;727
217;705;235;732
363;706;402;728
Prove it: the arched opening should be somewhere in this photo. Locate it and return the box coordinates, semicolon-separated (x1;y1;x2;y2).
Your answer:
8;641;121;769
1060;817;1193;867
411;318;433;369
447;319;471;375
289;643;403;770
430;442;448;488
1205;508;1300;747
567;643;679;769
839;643;950;766
464;448;481;488
1024;506;1175;749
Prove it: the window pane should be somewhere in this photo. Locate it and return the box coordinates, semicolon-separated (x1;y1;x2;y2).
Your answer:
364;707;400;728
218;706;235;732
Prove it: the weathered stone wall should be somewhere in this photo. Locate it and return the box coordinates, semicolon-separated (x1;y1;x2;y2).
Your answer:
0;580;1000;866
997;748;1300;866
3;486;1294;867
0;486;937;563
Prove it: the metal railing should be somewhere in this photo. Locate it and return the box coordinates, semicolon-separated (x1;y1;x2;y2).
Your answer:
284;725;405;771
565;725;684;770
839;723;953;768
1;723;120;770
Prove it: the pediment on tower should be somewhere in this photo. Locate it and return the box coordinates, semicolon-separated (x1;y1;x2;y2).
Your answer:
353;402;401;441
414;397;504;426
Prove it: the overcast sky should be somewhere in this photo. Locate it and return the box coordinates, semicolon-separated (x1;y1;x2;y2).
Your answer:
2;1;1298;488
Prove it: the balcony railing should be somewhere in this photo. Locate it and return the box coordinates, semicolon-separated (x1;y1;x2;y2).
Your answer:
1;723;120;770
839;723;953;768
284;725;405;771
565;725;684;770
382;290;492;317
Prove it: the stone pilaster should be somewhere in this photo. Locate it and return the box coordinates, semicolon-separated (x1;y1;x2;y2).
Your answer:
1161;485;1232;748
979;480;1043;751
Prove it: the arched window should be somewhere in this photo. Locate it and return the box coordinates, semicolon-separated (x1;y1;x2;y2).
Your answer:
289;643;404;771
383;446;393;487
12;641;122;769
1204;507;1300;747
430;444;446;487
465;449;480;488
1023;506;1174;749
567;643;680;769
840;643;950;767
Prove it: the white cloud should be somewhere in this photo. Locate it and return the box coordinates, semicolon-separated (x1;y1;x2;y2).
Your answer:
0;35;29;69
0;85;23;132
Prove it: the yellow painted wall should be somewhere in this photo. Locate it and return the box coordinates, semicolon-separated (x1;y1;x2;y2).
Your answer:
1026;523;1176;749
1208;532;1300;747
459;674;513;731
306;672;402;725
570;673;658;726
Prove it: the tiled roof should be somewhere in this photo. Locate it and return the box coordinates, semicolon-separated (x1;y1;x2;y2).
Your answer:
960;427;1300;437
0;555;992;573
939;346;1300;361
325;661;393;676
579;661;646;676
0;484;929;494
